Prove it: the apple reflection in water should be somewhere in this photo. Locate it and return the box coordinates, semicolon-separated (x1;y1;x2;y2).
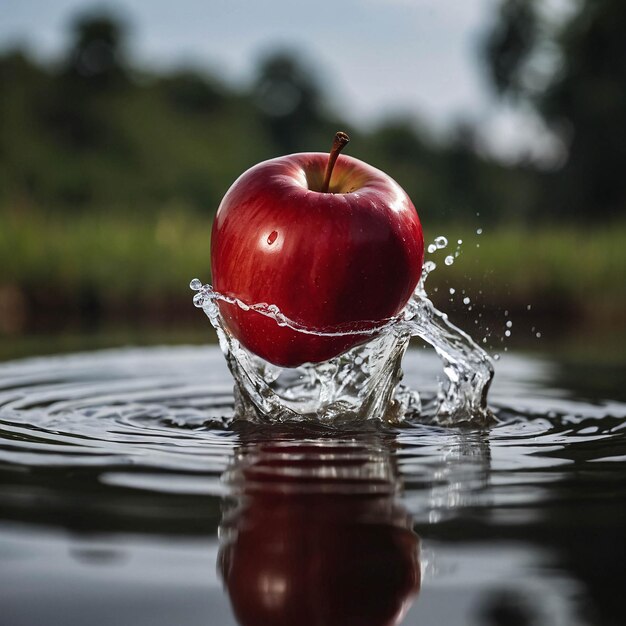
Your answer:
218;433;421;626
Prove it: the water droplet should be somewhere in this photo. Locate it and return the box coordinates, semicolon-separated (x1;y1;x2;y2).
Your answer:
457;239;463;245
476;228;483;235
449;288;456;295
193;293;205;307
493;353;500;361
434;236;448;249
423;261;436;273
267;230;278;245
504;330;511;337
504;310;509;316
189;278;202;291
527;304;532;311
536;332;542;338
444;255;454;266
463;297;471;305
482;337;487;344
476;243;480;248
427;244;437;254
506;320;513;328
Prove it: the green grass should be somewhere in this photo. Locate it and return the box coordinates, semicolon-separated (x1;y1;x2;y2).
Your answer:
1;209;625;323
0;207;211;300
424;223;626;320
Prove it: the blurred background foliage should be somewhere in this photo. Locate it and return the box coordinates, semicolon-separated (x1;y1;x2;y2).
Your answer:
0;0;625;357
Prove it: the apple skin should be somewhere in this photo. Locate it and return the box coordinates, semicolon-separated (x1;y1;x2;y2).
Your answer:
211;152;424;367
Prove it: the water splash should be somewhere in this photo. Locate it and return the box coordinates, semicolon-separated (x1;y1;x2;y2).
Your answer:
190;261;494;426
427;235;448;254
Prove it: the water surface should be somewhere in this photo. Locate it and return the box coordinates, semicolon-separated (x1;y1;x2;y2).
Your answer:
0;346;625;625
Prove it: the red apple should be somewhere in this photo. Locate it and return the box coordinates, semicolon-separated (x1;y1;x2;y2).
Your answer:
211;132;424;367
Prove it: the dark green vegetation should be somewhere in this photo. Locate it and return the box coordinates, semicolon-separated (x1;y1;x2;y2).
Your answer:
0;14;533;224
1;0;625;347
2;209;623;342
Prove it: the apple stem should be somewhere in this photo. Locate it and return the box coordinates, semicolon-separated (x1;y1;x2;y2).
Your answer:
321;131;350;193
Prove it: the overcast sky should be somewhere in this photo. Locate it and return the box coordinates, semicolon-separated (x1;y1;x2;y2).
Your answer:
0;0;562;162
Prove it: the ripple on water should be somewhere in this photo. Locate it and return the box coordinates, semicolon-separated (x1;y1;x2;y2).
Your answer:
0;346;624;519
0;349;237;483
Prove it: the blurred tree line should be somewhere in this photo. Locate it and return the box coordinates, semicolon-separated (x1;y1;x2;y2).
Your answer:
485;0;626;220
0;0;624;224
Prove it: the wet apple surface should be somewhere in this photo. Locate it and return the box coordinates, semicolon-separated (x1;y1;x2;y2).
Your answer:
211;135;424;367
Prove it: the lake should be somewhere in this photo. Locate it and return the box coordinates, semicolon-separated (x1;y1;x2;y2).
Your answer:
0;343;625;626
